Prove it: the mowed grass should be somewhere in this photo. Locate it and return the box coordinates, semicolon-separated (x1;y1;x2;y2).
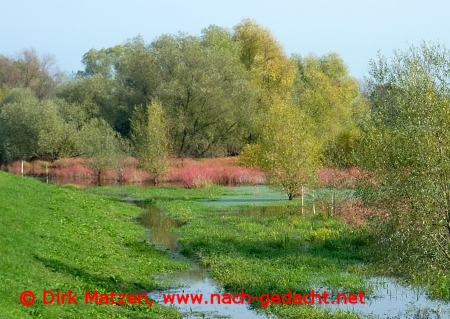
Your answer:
0;171;188;319
98;185;372;319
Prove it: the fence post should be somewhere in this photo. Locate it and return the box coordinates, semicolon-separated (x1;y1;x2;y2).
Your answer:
21;160;24;176
46;163;49;184
331;190;335;216
312;190;316;215
301;185;304;215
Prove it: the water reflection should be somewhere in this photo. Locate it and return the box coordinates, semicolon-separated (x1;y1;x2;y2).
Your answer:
314;277;450;318
135;204;184;252
136;203;270;319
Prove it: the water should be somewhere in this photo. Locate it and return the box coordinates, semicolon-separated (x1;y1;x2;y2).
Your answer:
136;202;450;319
136;203;271;319
317;277;450;318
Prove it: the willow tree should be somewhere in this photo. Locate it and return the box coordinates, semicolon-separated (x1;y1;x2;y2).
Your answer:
291;53;364;167
360;42;450;273
259;103;321;200
234;19;297;107
131;100;169;184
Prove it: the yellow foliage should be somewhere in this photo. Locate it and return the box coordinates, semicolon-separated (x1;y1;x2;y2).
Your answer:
234;19;297;106
238;143;263;168
259;102;321;199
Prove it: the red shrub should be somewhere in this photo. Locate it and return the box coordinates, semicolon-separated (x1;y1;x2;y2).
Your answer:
53;157;85;169
5;156;265;188
118;167;153;183
29;160;51;175
121;157;139;168
167;157;265;188
7;161;32;175
335;198;374;226
318;167;364;188
50;163;94;179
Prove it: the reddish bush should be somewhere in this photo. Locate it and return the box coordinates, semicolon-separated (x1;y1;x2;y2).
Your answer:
50;163;94;179
122;167;153;183
5;156;266;187
30;160;51;175
334;198;373;226
53;157;85;169
121;157;139;168
167;157;265;188
318;167;364;188
7;161;32;175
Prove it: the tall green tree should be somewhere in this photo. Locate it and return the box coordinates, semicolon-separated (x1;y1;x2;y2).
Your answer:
292;53;359;141
258;103;321;200
149;33;255;156
292;53;363;167
360;42;450;273
131;100;169;184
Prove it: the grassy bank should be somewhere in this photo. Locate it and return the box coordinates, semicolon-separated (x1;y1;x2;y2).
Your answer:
6;173;446;318
0;172;188;319
93;185;371;318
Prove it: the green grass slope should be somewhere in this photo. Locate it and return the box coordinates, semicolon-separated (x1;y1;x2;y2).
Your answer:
0;172;185;319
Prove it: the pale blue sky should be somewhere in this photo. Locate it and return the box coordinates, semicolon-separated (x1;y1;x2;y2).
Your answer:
1;0;449;79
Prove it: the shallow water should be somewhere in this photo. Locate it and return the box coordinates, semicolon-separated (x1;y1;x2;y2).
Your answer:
317;277;450;318
136;201;450;319
135;204;185;252
137;203;270;319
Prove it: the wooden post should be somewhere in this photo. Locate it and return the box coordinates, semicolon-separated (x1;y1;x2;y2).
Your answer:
21;160;24;176
46;163;49;184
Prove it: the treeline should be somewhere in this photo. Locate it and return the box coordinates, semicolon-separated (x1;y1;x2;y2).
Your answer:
0;19;366;170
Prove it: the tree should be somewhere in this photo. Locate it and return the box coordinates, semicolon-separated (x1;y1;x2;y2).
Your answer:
131;100;169;184
360;42;450;273
258;103;321;200
0;89;76;162
75;118;126;185
292;53;359;141
149;33;255;156
234;19;297;107
80;45;125;78
0;48;61;100
291;53;364;167
56;74;121;128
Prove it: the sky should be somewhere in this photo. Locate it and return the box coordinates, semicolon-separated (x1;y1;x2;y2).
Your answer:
1;0;449;79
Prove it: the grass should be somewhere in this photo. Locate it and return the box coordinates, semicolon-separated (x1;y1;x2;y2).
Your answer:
6;170;448;318
97;185;372;318
0;171;189;319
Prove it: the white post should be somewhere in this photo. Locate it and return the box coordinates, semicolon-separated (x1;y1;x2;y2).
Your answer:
301;185;304;215
313;191;316;215
331;190;335;216
21;160;24;176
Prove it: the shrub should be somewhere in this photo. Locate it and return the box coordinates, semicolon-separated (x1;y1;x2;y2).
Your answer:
167;157;266;188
